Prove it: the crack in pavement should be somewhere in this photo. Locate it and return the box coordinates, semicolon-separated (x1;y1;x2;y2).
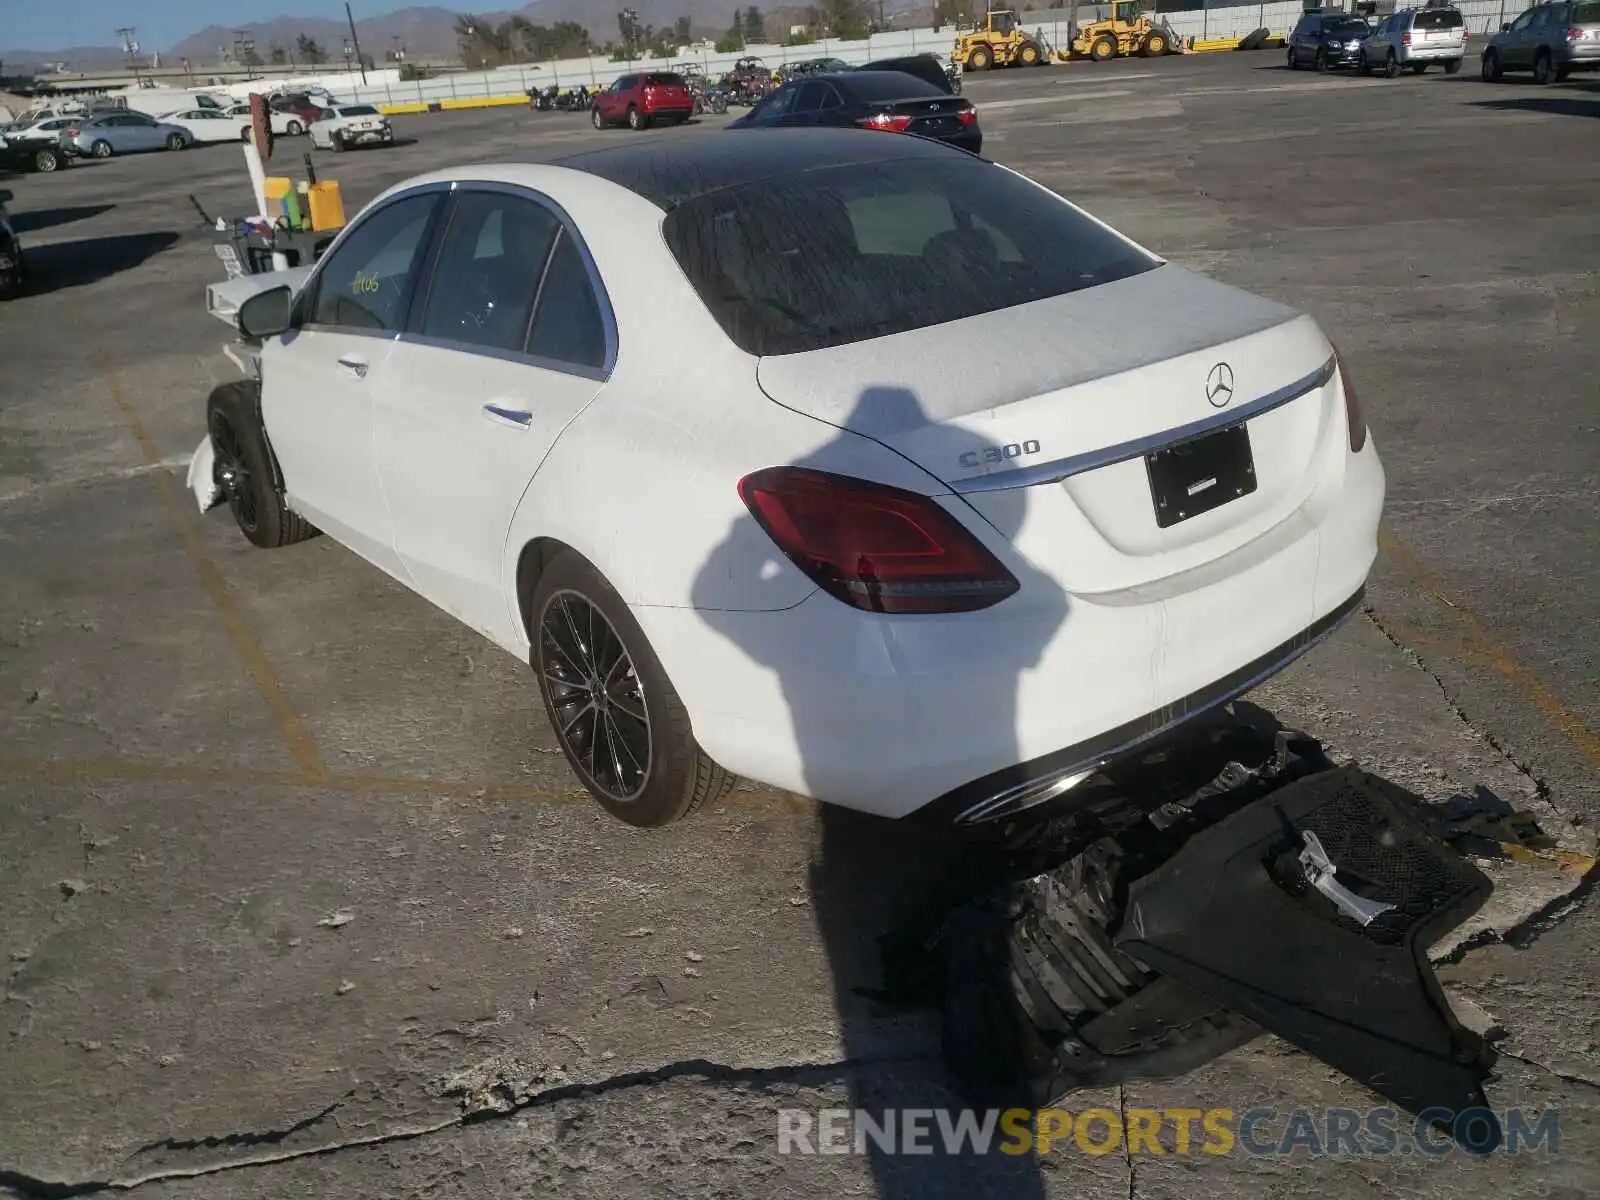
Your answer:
1117;1083;1136;1200
130;1098;350;1157
0;1054;917;1197
1498;1050;1600;1099
1364;607;1597;961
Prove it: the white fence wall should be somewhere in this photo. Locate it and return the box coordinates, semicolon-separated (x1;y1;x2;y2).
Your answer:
331;0;1518;106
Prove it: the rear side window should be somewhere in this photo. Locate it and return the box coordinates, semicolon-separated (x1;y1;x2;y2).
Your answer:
419;192;559;353
1413;8;1463;28
525;233;609;372
843;72;945;101
644;72;684;86
1574;0;1600;20
341;105;380;116
662;157;1158;356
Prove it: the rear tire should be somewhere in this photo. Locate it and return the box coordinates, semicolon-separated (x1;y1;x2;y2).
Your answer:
1384;51;1400;77
1358;51;1371;75
1288;46;1299;69
166;133;187;151
1481;48;1502;81
1532;50;1554;84
1555;65;1571;82
286;119;303;135
628;105;648;130
205;383;318;550
530;550;732;828
1410;62;1427;74
969;46;993;70
1444;57;1462;74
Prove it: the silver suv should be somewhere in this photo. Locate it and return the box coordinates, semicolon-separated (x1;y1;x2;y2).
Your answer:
1481;0;1600;83
1360;3;1467;75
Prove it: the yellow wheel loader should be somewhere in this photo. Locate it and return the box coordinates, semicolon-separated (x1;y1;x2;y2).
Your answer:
952;9;1048;71
1058;2;1185;62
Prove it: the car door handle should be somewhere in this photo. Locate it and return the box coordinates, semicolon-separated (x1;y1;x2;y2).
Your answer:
337;354;368;378
483;404;532;428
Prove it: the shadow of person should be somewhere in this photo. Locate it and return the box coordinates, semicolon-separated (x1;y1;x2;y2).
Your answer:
693;387;1069;1196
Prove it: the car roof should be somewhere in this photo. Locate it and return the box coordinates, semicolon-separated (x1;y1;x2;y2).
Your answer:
549;126;969;211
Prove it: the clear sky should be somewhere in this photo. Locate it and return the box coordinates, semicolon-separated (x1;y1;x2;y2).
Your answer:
3;1;360;52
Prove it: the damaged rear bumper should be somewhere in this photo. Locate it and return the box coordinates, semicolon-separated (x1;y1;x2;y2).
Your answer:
946;753;1500;1149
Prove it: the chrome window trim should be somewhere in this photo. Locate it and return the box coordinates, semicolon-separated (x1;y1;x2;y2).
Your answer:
947;354;1337;496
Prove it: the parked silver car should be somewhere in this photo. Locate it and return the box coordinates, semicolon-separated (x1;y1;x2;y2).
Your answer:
68;111;192;158
1482;0;1600;81
1360;3;1467;75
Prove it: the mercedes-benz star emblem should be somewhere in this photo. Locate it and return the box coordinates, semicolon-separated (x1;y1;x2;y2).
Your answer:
1205;362;1235;408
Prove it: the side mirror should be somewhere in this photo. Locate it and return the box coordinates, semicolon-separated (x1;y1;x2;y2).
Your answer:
238;283;293;340
1501;21;1510;30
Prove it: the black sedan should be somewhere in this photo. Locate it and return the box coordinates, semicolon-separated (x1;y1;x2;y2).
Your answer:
727;70;981;155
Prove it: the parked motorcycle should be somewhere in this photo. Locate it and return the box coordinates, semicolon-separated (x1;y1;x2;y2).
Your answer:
705;86;730;115
529;86;557;111
558;85;592;112
0;189;25;300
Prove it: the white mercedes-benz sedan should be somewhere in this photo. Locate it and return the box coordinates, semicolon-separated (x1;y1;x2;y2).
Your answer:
190;129;1384;829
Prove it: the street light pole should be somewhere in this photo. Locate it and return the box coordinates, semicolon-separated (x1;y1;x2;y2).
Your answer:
345;1;369;82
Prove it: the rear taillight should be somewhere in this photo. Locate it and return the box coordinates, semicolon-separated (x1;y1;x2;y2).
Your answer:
856;112;914;133
1566;25;1584;40
1402;31;1412;44
956;108;978;126
736;466;1019;614
1334;352;1367;453
66;128;79;137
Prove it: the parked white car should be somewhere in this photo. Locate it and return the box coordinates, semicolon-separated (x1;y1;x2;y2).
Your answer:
223;103;308;138
307;104;394;151
160;107;253;144
189;131;1384;829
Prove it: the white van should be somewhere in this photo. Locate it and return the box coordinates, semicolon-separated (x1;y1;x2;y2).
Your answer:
108;85;231;117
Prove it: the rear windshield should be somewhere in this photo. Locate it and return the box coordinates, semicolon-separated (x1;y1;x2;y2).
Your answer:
341;105;379;116
644;72;684;86
662;156;1159;356
845;71;946;101
1573;0;1600;20
1327;17;1371;34
1413;8;1463;28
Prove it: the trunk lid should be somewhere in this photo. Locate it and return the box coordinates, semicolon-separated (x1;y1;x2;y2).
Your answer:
755;264;1341;597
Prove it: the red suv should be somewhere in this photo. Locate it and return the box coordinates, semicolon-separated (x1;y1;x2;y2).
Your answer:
591;71;695;130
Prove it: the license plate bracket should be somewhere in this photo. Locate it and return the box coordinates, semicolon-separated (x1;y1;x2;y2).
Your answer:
1145;423;1257;528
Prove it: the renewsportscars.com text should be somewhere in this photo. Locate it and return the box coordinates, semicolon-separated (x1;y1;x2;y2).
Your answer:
777;1106;1558;1159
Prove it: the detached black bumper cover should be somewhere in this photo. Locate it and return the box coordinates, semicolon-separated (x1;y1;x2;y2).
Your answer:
943;754;1500;1149
1117;766;1499;1144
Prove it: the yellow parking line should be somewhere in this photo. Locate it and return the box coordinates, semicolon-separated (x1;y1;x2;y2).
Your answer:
1380;525;1600;766
100;365;329;780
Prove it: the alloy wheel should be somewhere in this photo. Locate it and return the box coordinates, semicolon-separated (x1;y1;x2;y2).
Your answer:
208;410;259;534
538;589;651;803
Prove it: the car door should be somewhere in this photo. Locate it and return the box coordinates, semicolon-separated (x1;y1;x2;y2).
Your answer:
601;76;632;120
262;187;446;575
371;187;614;649
1502;6;1539;66
120;114;163;150
747;83;801;126
373;186;614;648
782;81;828;127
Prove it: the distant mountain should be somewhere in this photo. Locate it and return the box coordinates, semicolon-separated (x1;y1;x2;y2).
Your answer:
0;46;131;73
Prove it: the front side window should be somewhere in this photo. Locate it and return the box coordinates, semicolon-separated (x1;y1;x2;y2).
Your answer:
663;156;1157;356
419;192;560;353
1510;8;1538;29
308;192;440;332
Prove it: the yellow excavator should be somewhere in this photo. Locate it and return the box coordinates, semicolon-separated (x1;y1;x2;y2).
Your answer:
951;9;1048;71
1060;1;1184;61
